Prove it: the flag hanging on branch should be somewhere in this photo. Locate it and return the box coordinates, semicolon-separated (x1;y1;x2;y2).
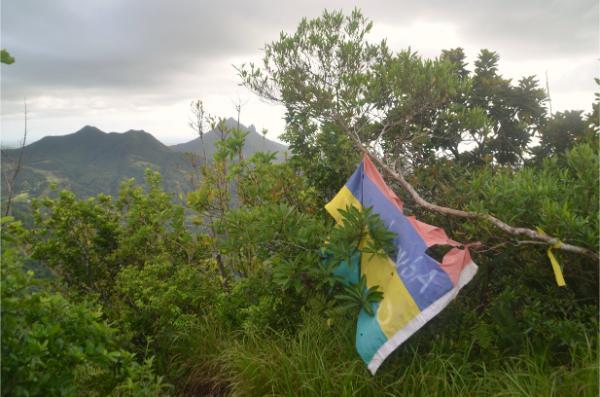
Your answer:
325;154;478;374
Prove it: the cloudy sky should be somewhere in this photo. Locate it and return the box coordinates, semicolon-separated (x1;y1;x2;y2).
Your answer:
1;0;597;146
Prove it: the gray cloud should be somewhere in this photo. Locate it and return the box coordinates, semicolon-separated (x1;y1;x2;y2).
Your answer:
1;0;597;143
364;0;598;57
2;1;268;93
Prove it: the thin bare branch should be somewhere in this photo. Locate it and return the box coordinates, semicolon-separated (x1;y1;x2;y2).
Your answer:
3;99;28;216
345;131;598;260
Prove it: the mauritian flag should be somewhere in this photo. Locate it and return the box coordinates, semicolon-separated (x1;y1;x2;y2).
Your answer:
325;154;478;374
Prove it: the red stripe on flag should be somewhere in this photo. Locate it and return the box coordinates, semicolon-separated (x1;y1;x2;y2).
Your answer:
406;216;460;248
362;154;404;212
362;154;474;287
440;248;472;286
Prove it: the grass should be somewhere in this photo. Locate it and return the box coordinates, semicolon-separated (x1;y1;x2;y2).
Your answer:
176;310;598;396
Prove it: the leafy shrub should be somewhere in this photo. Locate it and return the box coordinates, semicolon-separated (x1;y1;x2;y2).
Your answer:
31;191;120;296
1;240;169;396
218;203;326;276
236;152;320;212
30;170;205;299
115;170;202;268
214;270;301;334
406;142;599;370
112;259;221;380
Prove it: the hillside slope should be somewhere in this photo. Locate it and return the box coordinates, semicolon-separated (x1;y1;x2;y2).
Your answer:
1;126;195;200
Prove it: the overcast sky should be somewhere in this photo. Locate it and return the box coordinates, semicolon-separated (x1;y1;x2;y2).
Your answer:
1;0;598;146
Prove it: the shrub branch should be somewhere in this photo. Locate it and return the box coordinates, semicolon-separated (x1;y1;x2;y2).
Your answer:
343;120;598;260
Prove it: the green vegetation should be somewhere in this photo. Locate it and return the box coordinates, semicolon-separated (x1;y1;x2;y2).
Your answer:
1;219;170;396
0;121;287;219
0;126;194;206
1;49;14;65
1;9;598;396
171;117;288;163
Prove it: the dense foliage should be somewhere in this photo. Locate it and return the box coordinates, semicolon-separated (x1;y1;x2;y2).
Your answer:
2;9;598;396
1;219;169;396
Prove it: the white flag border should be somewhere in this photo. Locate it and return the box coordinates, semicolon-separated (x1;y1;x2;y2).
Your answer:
367;261;479;374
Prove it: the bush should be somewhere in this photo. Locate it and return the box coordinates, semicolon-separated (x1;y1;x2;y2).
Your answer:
4;135;597;395
112;259;221;382
214;270;301;334
1;241;169;396
31;191;120;296
30;170;205;300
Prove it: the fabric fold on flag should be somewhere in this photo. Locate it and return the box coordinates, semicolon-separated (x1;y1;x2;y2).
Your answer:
325;154;478;374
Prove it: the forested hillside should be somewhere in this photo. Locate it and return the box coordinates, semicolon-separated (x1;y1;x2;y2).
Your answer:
1;125;194;200
1;121;287;219
2;10;598;397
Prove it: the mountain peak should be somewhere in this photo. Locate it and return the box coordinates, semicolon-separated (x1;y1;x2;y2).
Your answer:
124;128;149;134
75;125;104;135
2;125;194;199
121;129;157;140
171;118;288;162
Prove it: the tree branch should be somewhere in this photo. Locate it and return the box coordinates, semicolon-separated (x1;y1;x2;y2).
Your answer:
3;99;28;217
346;129;598;260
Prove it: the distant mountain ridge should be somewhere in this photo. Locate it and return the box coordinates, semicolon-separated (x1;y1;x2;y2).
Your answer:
1;121;287;212
1;125;194;200
170;117;288;161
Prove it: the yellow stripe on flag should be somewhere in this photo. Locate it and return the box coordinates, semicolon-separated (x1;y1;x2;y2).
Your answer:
325;186;362;223
361;250;421;338
325;185;421;336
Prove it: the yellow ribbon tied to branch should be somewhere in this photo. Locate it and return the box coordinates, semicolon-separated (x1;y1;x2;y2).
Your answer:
536;227;566;287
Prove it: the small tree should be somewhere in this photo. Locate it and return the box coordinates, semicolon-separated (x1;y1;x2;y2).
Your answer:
2;101;28;216
1;49;14;64
238;8;594;258
189;99;208;163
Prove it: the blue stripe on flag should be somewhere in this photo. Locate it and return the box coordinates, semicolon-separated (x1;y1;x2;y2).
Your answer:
344;162;364;202
355;173;455;310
